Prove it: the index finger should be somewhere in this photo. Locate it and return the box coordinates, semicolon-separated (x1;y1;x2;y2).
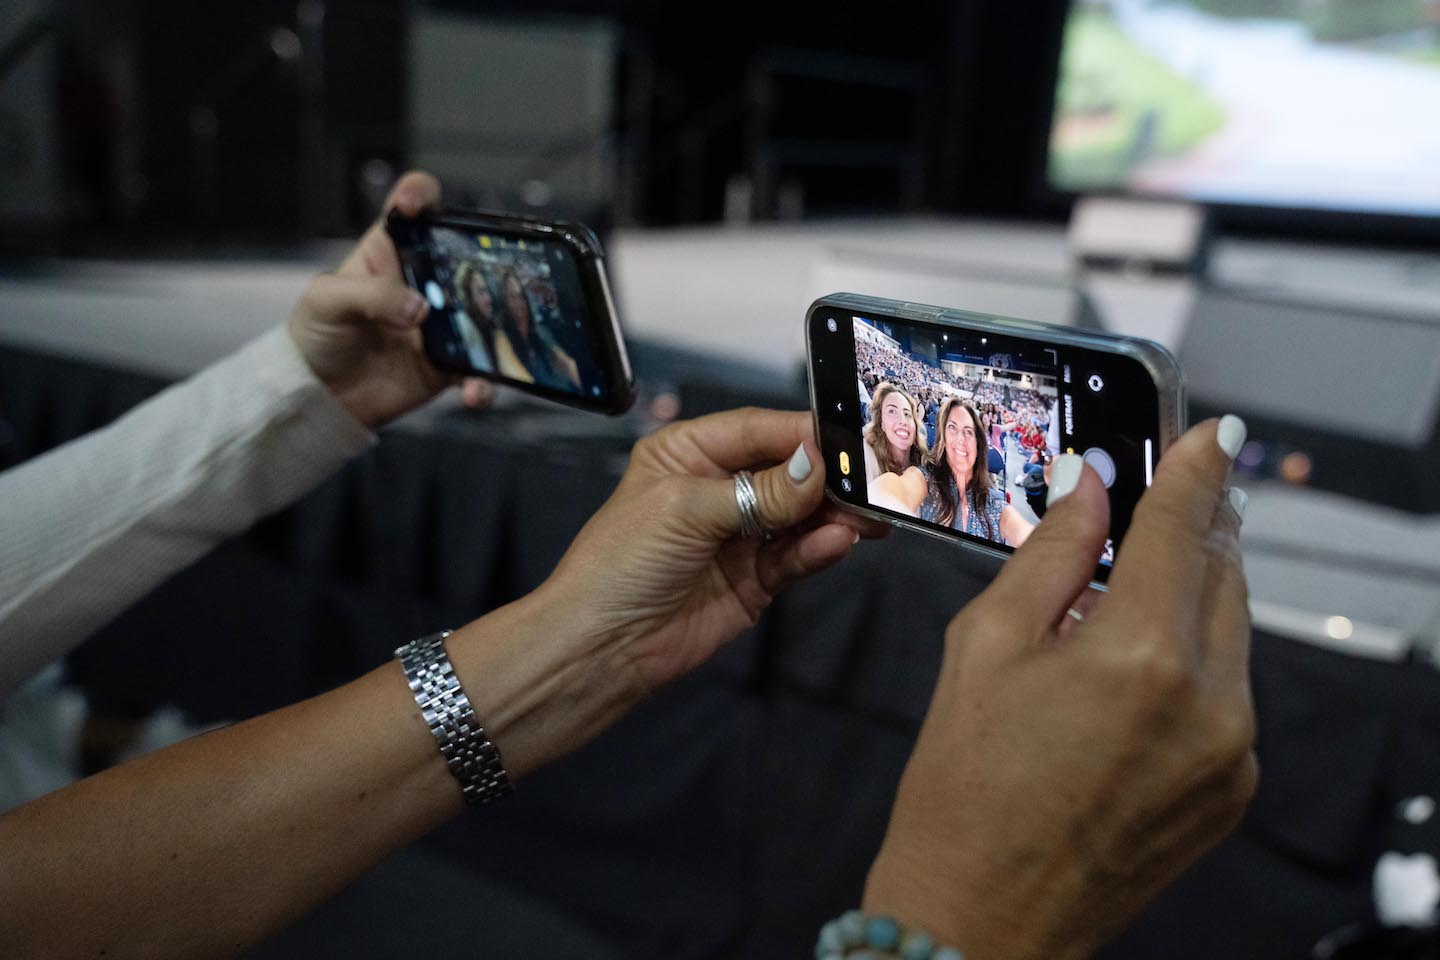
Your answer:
338;171;443;279
1200;486;1251;692
1103;415;1246;634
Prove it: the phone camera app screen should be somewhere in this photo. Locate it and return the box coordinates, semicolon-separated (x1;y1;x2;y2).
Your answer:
849;315;1114;561
423;226;605;399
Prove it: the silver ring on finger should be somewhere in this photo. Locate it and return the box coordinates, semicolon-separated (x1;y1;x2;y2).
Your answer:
733;470;772;541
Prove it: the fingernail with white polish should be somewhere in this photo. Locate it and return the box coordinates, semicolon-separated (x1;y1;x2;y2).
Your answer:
1217;414;1247;461
1046;453;1084;508
788;443;812;483
1228;486;1248;523
850;529;860;545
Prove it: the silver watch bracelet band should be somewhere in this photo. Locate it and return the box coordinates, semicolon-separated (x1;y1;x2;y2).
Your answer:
395;630;514;807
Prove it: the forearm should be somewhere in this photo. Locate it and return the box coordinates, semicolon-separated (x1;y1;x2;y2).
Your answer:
0;327;374;696
863;853;1096;960
860;649;1096;960
0;658;451;959
0;584;638;959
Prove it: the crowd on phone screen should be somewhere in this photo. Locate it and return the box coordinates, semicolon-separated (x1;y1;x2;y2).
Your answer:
856;336;1058;546
449;254;582;394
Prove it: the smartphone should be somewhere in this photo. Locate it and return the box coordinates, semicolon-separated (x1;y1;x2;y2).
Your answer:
387;208;635;414
807;293;1185;584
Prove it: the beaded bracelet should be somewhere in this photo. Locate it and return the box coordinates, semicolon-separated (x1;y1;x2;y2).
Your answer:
815;910;965;960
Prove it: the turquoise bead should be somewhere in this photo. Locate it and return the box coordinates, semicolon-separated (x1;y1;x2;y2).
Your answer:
900;929;935;960
816;920;846;958
933;947;966;960
838;909;867;947
865;915;902;951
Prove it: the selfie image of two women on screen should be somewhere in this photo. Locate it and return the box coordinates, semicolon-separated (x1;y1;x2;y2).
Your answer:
854;317;1071;553
431;226;595;395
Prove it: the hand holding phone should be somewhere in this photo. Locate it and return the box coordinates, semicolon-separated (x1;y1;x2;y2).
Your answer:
387;209;635;414
864;418;1254;959
807;293;1185;583
287;171;472;429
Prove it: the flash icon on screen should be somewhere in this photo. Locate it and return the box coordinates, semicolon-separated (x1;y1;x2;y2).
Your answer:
839;451;851;476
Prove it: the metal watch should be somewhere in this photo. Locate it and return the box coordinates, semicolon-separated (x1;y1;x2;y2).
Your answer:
395;631;513;807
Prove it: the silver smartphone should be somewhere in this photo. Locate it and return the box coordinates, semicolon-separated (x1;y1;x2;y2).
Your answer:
806;293;1185;584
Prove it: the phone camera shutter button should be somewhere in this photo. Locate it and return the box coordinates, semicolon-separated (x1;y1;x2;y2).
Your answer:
1082;448;1117;489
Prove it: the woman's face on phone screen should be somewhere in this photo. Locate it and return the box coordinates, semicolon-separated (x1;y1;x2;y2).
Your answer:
881;393;916;455
944;406;977;482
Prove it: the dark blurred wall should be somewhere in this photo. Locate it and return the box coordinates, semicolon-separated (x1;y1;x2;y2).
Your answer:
6;0;1077;249
135;1;303;237
938;1;1072;218
133;0;405;241
615;0;1071;223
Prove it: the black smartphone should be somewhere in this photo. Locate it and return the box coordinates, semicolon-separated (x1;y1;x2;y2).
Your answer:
807;293;1186;584
387;208;635;414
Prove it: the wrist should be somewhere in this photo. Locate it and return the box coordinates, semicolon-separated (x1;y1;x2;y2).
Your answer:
442;583;645;780
281;320;383;430
863;842;1093;960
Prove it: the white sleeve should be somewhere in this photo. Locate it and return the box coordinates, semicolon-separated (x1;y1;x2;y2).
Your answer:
0;326;376;697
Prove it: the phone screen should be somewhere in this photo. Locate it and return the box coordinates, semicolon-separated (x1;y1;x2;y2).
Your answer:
392;216;629;409
811;305;1170;580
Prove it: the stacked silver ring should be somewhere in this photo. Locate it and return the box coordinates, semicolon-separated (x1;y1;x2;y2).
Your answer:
733;469;770;540
396;631;513;807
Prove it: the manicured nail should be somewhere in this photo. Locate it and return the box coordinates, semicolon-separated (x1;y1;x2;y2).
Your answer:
405;291;428;323
1046;453;1084;508
787;443;812;483
1217;415;1247;461
1228;486;1248;523
850;529;860;545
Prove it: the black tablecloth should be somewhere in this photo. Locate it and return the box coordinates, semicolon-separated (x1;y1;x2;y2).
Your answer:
3;341;1439;960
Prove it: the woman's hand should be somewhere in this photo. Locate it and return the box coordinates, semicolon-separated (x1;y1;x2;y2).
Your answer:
549;343;583;391
998;503;1034;547
287;171;492;428
442;407;887;780
871;465;927;516
864;417;1256;960
548;407;887;693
